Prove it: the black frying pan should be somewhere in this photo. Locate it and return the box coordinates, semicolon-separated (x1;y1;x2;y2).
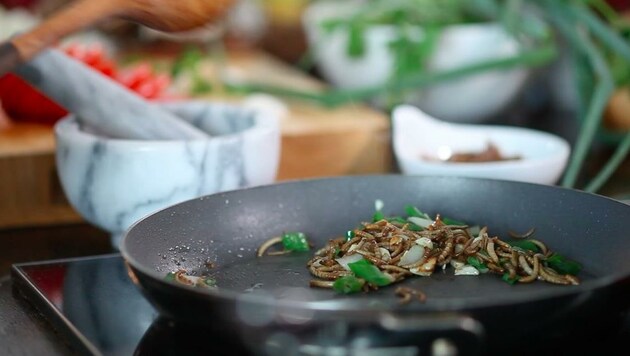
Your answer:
121;175;630;355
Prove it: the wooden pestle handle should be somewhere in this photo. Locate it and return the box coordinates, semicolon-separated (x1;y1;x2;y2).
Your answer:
11;0;124;64
0;0;235;76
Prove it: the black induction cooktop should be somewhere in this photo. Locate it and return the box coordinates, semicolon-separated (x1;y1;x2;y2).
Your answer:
11;254;630;356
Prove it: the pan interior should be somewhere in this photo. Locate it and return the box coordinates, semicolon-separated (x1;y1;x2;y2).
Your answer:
122;176;630;309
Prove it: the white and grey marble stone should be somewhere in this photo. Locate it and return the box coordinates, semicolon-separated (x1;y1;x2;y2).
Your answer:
55;100;281;248
14;48;209;140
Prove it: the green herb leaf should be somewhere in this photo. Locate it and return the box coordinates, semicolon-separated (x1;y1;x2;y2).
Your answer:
281;232;310;252
404;205;430;219
164;272;176;282
373;211;385;222
466;256;488;273
545;253;582;275
502;273;520;285
333;275;365;294
442;217;466;226
508;240;539;252
348;259;392;287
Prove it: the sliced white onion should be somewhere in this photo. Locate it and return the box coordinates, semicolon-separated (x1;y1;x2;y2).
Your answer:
377;247;391;262
410;256;437;276
468;225;481;236
398;245;425;266
407;216;433;228
347;243;359;253
335;253;364;271
374;199;384;212
415;237;433;249
450;260;465;269
454;265;480;276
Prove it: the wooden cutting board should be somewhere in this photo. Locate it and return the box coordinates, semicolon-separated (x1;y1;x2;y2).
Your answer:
0;49;392;229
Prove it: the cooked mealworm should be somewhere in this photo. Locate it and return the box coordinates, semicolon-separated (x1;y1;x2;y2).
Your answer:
309;280;334;288
528;239;549;256
381;265;413;275
256;236;283;257
355;250;388;266
341;236;361;252
518;255;540;283
309;265;351;280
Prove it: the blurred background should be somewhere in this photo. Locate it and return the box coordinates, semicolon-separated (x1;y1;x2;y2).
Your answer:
2;0;630;267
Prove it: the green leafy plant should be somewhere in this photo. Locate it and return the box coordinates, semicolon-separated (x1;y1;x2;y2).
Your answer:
225;0;630;194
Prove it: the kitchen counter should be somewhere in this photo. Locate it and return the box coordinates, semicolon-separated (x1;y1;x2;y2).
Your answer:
0;223;113;355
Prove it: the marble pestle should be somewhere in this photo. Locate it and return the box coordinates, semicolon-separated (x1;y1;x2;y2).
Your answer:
13;48;210;140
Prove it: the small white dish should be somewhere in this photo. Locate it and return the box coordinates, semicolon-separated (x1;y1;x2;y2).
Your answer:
392;105;571;185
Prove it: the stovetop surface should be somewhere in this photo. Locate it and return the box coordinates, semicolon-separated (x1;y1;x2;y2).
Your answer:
11;254;630;356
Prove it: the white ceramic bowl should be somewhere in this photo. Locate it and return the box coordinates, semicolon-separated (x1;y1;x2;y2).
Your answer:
392;105;570;185
302;0;530;123
55;100;281;247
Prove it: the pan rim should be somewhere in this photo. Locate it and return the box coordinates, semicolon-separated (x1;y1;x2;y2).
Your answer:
120;174;630;313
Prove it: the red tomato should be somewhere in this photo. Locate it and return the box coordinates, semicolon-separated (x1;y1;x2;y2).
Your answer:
0;74;68;125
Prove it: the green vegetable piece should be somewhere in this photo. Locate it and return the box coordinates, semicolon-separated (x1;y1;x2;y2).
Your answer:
442;217;466;226
508;240;539;252
545;254;582;275
164;272;176;282
346;230;355;241
348;259;392;287
466;256;489;273
347;22;366;58
502;273;520;285
404;205;429;218
373;211;385;222
333;276;365;294
202;277;217;287
171;46;203;77
387;216;407;224
281;232;310;252
191;78;213;94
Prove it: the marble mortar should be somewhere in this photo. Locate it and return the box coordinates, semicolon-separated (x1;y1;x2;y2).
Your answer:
54;100;281;248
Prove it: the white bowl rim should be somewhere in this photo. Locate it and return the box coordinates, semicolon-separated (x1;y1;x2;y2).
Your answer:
392;106;571;170
303;0;510;33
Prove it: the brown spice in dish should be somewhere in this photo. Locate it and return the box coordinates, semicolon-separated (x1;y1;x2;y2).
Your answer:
446;142;521;163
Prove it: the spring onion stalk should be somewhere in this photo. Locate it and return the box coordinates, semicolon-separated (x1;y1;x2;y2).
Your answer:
585;130;630;192
573;3;630;62
545;0;615;189
223;44;556;108
587;0;620;23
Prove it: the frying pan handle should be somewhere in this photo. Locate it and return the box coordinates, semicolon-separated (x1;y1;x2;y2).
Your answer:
377;312;485;355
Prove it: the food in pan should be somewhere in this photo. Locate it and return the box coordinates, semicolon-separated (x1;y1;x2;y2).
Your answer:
256;201;582;299
165;270;217;289
256;232;311;256
303;202;581;296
